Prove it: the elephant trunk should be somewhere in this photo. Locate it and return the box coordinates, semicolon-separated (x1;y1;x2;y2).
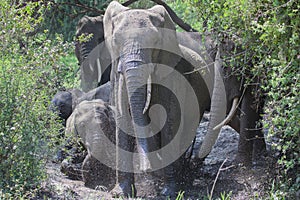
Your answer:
80;40;99;92
198;49;227;158
123;62;153;171
80;41;97;62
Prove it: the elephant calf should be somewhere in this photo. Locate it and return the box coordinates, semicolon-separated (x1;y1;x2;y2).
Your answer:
50;82;112;181
66;99;116;189
50;81;111;126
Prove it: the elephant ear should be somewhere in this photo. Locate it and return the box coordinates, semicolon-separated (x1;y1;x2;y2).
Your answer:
148;5;181;80
70;89;85;111
103;1;129;54
65;111;77;138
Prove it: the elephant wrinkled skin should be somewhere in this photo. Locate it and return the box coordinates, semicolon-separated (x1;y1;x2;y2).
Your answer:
103;1;221;197
50;82;111;124
65;99;116;188
75;16;111;91
73;2;266;197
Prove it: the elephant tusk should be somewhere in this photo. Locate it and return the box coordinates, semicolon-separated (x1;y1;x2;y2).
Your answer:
118;74;124;116
143;75;152;115
213;97;239;130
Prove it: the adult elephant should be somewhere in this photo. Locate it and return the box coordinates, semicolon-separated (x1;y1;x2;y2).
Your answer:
193;34;266;165
103;1;224;198
174;30;266;164
75;15;111;92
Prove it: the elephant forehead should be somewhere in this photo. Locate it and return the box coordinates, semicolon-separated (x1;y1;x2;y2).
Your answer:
113;10;163;31
52;92;71;104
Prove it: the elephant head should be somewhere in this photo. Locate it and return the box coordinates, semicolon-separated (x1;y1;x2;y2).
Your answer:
75;15;111;92
104;1;182;120
51;83;111;125
50;89;85;125
103;1;227;197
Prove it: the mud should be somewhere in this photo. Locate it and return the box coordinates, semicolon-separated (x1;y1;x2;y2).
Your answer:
39;116;274;199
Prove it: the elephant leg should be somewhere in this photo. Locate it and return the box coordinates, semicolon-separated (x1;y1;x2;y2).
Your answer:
161;162;178;198
237;88;266;166
251;106;267;166
160;131;178;198
228;114;240;133
160;97;181;198
111;128;136;197
236;89;257;166
82;153;102;188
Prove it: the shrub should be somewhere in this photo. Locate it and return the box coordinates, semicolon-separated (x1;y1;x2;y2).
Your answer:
0;1;78;197
180;0;299;197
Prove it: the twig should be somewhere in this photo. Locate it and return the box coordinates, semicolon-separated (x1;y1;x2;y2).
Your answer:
209;158;228;200
122;0;139;7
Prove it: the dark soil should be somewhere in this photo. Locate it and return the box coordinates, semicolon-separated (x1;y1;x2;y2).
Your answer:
39;117;275;199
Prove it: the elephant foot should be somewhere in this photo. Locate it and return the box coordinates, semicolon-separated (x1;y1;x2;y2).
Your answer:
252;149;268;168
110;181;136;198
234;153;252;167
160;182;177;199
138;149;152;172
60;159;82;180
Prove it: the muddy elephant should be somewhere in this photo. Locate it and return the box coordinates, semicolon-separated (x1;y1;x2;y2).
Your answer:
102;2;228;197
199;35;266;165
50;88;84;126
50;82;111;163
50;82;111;124
66;99;116;189
75;15;111;92
73;3;266;168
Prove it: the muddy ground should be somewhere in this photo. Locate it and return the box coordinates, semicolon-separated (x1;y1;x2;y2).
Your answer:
38;116;275;199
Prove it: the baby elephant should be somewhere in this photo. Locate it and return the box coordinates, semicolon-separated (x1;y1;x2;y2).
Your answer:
50;82;111;179
66;99;116;189
50;81;111;126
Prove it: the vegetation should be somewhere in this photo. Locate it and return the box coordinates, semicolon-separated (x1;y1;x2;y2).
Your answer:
0;1;77;198
176;0;299;197
0;0;298;198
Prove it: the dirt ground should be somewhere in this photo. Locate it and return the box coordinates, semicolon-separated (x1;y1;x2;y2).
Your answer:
37;117;275;199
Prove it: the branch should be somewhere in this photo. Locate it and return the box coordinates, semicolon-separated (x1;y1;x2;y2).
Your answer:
122;0;139;7
50;0;105;15
209;158;229;200
121;0;197;32
151;0;197;32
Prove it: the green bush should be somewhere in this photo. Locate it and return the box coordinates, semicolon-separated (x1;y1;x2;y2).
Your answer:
180;0;299;197
0;1;78;197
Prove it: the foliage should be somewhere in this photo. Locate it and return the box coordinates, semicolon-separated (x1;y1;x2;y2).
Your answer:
43;0;108;41
182;0;300;197
0;1;77;197
166;0;203;31
1;0;299;198
43;0;158;41
119;0;156;8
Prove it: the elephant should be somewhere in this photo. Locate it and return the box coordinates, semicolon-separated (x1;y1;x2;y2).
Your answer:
102;2;226;198
65;99;116;189
73;4;266;168
50;81;111;124
50;88;84;127
50;82;111;163
176;31;266;165
75;15;111;92
73;3;266;197
196;35;266;165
